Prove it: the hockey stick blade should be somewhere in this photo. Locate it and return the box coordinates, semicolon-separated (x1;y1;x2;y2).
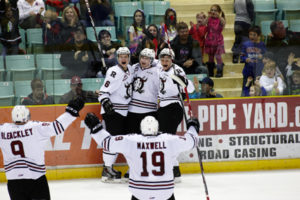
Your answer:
170;74;186;88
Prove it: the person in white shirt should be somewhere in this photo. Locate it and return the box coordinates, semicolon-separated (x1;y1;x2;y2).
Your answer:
84;113;200;200
98;47;134;182
17;0;45;29
0;98;84;200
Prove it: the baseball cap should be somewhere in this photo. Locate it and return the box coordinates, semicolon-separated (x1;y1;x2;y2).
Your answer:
71;76;82;85
199;77;214;87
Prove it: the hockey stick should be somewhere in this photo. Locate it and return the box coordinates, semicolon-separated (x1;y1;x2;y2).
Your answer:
84;0;107;73
171;74;211;200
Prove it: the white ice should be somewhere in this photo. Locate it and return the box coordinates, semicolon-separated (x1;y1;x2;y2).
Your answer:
1;169;300;200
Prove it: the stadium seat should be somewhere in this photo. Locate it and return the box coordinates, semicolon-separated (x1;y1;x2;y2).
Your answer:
114;1;142;37
5;54;36;81
143;1;170;25
86;26;117;42
26;28;43;53
0;57;5;81
253;0;278;26
276;0;300;20
45;79;71;103
0;81;14;106
19;28;26;50
81;78;104;91
14;80;32;104
36;54;65;80
289;19;300;32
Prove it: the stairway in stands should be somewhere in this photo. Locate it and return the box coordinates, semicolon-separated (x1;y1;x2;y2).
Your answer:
170;0;243;97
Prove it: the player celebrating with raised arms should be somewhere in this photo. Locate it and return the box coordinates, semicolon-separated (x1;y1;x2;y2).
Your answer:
98;47;134;182
84;113;200;200
158;48;195;181
0;98;84;200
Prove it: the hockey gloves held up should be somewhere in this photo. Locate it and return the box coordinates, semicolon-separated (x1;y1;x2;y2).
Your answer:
101;98;115;115
84;113;103;134
66;97;85;117
187;118;200;133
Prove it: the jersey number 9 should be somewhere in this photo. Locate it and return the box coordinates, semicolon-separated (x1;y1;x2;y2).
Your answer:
11;140;25;158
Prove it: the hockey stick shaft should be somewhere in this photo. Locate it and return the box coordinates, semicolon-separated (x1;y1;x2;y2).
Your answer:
84;0;106;70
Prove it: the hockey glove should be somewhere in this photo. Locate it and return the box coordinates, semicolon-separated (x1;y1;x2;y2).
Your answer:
84;113;103;134
181;93;186;100
187;118;200;133
101;98;115;115
173;74;188;86
65;97;85;117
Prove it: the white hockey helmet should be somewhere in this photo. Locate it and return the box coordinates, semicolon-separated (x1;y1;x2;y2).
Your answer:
159;48;175;60
140;48;155;64
140;116;159;136
11;105;30;123
116;47;131;58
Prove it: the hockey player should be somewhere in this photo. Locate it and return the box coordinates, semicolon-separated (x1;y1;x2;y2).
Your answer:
158;48;195;181
0;98;84;200
84;113;200;200
127;48;160;133
98;46;134;182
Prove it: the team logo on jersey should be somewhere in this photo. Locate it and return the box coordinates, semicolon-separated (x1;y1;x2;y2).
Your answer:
133;76;148;93
160;77;167;94
124;82;132;99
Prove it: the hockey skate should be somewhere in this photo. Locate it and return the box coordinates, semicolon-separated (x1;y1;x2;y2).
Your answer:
101;166;122;183
173;166;181;183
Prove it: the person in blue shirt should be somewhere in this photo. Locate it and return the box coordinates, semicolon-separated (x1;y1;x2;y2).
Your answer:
189;76;223;99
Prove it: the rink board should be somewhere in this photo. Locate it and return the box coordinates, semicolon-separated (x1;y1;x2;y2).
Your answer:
1;96;300;182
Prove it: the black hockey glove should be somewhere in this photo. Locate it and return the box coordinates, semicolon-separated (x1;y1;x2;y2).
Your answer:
65;97;85;117
173;74;188;86
84;113;103;134
181;92;186;100
101;98;115;115
187;118;200;133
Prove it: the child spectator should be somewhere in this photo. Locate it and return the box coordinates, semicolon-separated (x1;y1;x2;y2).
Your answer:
262;51;284;81
189;12;207;61
243;76;267;96
36;9;62;53
17;0;45;29
285;52;300;94
0;0;24;55
128;9;146;60
231;0;254;63
259;61;285;96
240;25;266;96
204;4;226;77
160;8;177;44
86;0;113;27
189;76;223;99
289;70;300;95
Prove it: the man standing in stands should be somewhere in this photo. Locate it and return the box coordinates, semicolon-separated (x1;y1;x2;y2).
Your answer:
22;78;54;105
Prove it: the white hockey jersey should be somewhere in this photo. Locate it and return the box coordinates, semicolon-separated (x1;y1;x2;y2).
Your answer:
99;64;134;116
159;64;195;107
0;112;76;180
129;63;160;113
92;127;199;200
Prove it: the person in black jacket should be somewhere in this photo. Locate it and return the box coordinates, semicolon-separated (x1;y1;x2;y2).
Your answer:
171;22;208;75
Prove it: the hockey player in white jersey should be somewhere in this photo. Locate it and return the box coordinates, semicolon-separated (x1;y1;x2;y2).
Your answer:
98;47;134;182
127;48;160;134
0;98;84;200
84;113;200;200
158;48;195;181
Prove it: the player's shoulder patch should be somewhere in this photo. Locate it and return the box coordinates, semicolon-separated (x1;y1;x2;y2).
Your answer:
41;122;51;126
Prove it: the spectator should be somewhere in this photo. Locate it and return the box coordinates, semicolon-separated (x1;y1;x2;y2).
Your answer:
171;22;208;75
289;70;300;95
86;0;113;27
60;25;102;78
128;9;146;62
240;25;266;96
22;78;54;105
0;0;24;55
160;8;177;43
243;76;267;97
285;53;300;94
259;61;285;96
17;0;45;29
44;0;69;16
134;24;167;61
36;9;62;53
97;29;121;75
189;12;207;62
262;51;284;81
59;76;99;104
190;76;223;98
231;0;254;63
205;4;226;77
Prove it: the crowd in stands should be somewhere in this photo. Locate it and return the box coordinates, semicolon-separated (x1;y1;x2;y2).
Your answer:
1;0;300;106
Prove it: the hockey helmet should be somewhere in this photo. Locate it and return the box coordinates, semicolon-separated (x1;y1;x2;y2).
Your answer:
159;48;175;60
140;48;155;64
116;47;131;58
140;116;159;136
11;105;30;123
